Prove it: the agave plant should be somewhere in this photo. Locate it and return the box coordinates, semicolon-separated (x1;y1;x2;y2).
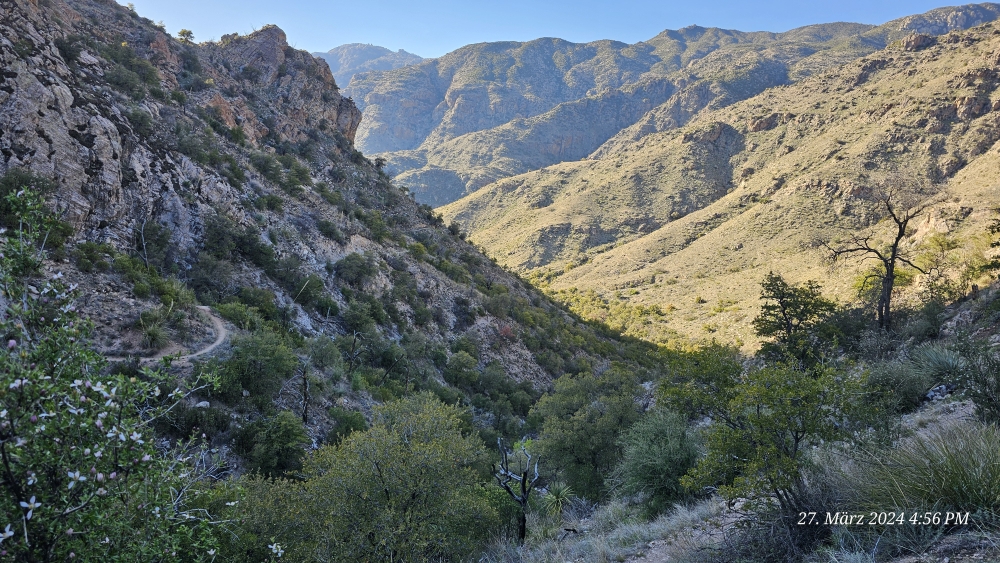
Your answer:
909;343;966;382
541;482;576;520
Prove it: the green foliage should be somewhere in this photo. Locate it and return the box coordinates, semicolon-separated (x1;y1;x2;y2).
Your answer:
335;252;376;286
239;394;497;561
615;408;699;516
444;350;479;388
317;219;345;243
326;406;367;443
100;41;159;99
844;421;1000;516
753;272;838;364
0;205;220;561
233;411;309;478
126;107;154;138
532;365;642;499
665;359;857;512
952;338;1000;423
187;252;234;304
216;330;299;410
864;360;932;414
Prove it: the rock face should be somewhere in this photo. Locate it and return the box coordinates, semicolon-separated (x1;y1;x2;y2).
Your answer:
346;4;1000;206
312;44;422;88
0;0;360;249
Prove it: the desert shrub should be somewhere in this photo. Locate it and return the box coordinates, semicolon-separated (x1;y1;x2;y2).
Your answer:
233;411;309;478
615;408;699;516
444;350;479;388
187;253;235;304
239;394;497;562
317;219;345;243
126;107;154;138
308;335;344;375
326;406;368;443
662;347;858;513
157;403;231;440
911;342;966;383
342;300;376;334
864;360;932;413
953;339;1000;423
335;252;376;286
215;302;266;331
217;330;299;409
532;365;642;499
846;420;1000;517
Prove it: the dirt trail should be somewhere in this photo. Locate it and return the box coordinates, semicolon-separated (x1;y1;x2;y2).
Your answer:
106;306;229;366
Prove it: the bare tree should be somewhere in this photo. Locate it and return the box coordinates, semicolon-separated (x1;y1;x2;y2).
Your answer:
493;438;540;545
823;183;931;329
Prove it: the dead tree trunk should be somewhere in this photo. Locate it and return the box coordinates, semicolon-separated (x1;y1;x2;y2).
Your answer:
493;438;540;545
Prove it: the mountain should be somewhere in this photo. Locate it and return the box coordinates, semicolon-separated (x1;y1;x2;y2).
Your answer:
346;3;1000;206
313;43;422;87
441;16;1000;347
0;0;667;447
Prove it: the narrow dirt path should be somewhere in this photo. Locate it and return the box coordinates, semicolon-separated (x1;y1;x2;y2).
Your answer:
106;306;229;366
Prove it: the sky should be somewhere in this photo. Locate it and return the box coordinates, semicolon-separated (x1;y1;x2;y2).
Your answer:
125;0;962;58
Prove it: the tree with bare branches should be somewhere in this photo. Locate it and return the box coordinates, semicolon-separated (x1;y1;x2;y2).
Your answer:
493;438;540;545
823;183;931;329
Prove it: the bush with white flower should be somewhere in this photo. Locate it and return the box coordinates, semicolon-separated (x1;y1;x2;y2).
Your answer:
0;188;220;562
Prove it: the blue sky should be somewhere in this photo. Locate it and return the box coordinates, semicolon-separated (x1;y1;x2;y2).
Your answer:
125;0;960;58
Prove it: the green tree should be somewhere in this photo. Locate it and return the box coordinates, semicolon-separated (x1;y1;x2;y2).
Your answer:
531;365;641;499
177;29;194;43
662;358;856;513
239;394;497;561
614;408;699;516
218;330;298;409
753;272;836;364
234;411;310;478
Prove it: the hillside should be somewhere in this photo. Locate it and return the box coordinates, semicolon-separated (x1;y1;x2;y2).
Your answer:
442;19;1000;347
0;0;670;456
312;43;422;87
348;3;1000;205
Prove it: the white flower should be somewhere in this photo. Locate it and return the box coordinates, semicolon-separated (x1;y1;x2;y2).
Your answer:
208;548;216;555
269;543;284;557
93;450;103;459
0;524;12;543
130;431;144;444
67;470;86;489
20;496;41;519
14;437;26;447
70;379;83;389
225;501;239;506
0;410;6;418
27;472;36;485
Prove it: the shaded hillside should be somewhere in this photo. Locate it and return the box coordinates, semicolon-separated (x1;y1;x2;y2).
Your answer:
348;4;1000;205
443;20;1000;347
0;0;668;450
313;43;422;87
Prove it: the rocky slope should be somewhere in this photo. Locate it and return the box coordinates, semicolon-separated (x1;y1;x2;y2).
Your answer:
347;3;1000;205
442;19;1000;347
312;43;422;88
0;0;665;447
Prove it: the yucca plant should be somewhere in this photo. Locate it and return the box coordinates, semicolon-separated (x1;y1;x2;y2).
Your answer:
541;482;575;520
909;343;965;383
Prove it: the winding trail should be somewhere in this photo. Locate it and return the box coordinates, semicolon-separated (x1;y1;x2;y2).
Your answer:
106;306;229;366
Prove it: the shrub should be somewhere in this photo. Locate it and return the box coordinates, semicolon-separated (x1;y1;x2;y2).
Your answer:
864;361;932;413
326;406;367;443
317;219;345;243
953;339;1000;423
335;252;376;286
444;350;479;388
233;411;310;478
218;330;299;409
240;394;496;562
615;409;699;516
845;420;1000;515
532;365;642;499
